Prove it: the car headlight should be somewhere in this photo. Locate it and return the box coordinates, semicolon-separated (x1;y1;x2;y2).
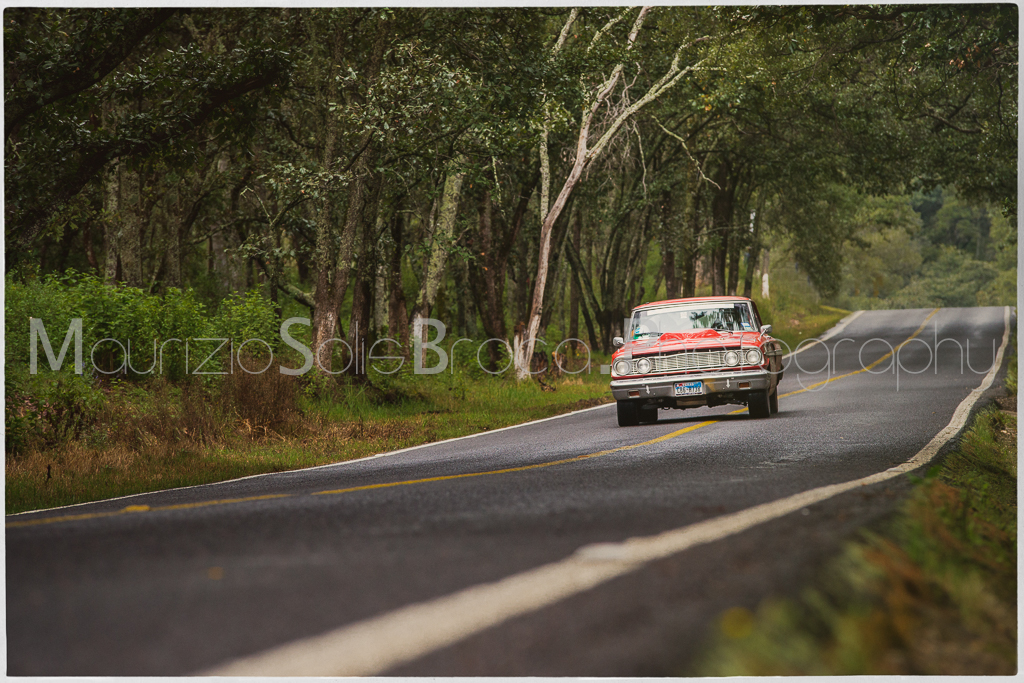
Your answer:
745;349;762;365
635;358;652;374
725;350;740;366
613;360;632;376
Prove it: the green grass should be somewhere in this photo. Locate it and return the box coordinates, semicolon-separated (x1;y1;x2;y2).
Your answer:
6;367;613;515
691;402;1017;675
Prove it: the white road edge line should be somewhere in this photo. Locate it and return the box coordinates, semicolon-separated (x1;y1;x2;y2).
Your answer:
7;402;614;517
203;306;1010;677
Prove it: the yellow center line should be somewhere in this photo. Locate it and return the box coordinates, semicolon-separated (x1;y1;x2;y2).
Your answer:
7;309;941;530
312;420;718;497
6;494;292;529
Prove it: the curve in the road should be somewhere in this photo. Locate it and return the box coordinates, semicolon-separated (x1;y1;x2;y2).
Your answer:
202;306;1009;676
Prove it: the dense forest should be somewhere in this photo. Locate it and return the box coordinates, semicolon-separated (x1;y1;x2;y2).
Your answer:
5;6;1017;380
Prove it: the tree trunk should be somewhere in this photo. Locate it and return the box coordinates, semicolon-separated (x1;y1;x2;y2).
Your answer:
373;217;390;338
467;176;535;369
453;255;477;339
710;162;733;297
412;153;468;363
168;180;207;289
564;237;604;352
761;248;770;299
568;208;581;351
682;184;702;298
658;186;685;299
166;219;182;289
712;242;728;296
119;166;143;288
309;16;385;375
312;152;371;373
83;219;99;273
387;209;410;349
347;173;383;374
743;199;764;298
515;7;663;379
103;160;122;284
727;229;741;296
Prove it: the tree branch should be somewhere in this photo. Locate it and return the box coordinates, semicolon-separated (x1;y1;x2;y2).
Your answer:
9;54;289;254
5;9;177;140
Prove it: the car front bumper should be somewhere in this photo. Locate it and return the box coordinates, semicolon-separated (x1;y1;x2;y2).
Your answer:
609;368;773;402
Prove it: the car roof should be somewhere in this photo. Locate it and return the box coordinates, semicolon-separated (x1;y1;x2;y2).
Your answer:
632;296;751;312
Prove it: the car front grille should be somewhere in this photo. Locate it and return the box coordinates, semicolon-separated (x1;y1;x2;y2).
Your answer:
639;350;729;373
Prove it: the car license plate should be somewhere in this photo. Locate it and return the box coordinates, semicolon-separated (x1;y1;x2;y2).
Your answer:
675;381;703;396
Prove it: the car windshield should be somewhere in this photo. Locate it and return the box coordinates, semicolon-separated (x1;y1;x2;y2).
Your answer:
630;302;754;339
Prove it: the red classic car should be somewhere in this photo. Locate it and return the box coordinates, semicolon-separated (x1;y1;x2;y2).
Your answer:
610;296;784;426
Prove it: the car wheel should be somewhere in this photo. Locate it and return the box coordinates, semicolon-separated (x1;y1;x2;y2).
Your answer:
769;386;779;414
748;390;771;419
638;405;659;424
616;400;640;427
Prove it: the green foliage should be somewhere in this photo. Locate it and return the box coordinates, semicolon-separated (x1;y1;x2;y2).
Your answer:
5;270;216;381
4;270;231;455
911;248;1000;307
214;288;281;351
772;184;859;299
5;8;292;263
841;196;923;300
925;198;993;259
856;248;1001;311
832;188;1016;311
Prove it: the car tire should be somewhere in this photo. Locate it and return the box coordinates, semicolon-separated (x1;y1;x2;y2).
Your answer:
638;405;659;424
769;386;779;414
748;390;771;419
617;400;640;427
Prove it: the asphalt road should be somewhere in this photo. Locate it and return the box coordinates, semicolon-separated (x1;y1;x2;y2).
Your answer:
6;306;1012;676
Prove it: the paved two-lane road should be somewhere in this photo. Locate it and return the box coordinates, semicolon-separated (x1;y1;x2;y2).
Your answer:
6;306;1011;675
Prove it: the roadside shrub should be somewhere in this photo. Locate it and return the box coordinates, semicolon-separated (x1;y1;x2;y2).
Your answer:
214;288;281;351
5;270;210;381
5;370;104;455
5;271;78;369
153;286;209;380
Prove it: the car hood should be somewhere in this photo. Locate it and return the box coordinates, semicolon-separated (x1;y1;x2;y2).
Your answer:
614;329;766;358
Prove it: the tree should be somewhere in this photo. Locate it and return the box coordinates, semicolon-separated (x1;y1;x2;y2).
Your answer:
514;6;720;379
4;9;291;268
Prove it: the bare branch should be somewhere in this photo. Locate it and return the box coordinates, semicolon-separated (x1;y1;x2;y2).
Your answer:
652;116;722;190
921;109;982;134
634;121;648;197
588;7;634;54
586;52;708;165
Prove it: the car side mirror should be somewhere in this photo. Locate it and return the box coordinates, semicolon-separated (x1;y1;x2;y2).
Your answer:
760;324;773;336
612;336;624;348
